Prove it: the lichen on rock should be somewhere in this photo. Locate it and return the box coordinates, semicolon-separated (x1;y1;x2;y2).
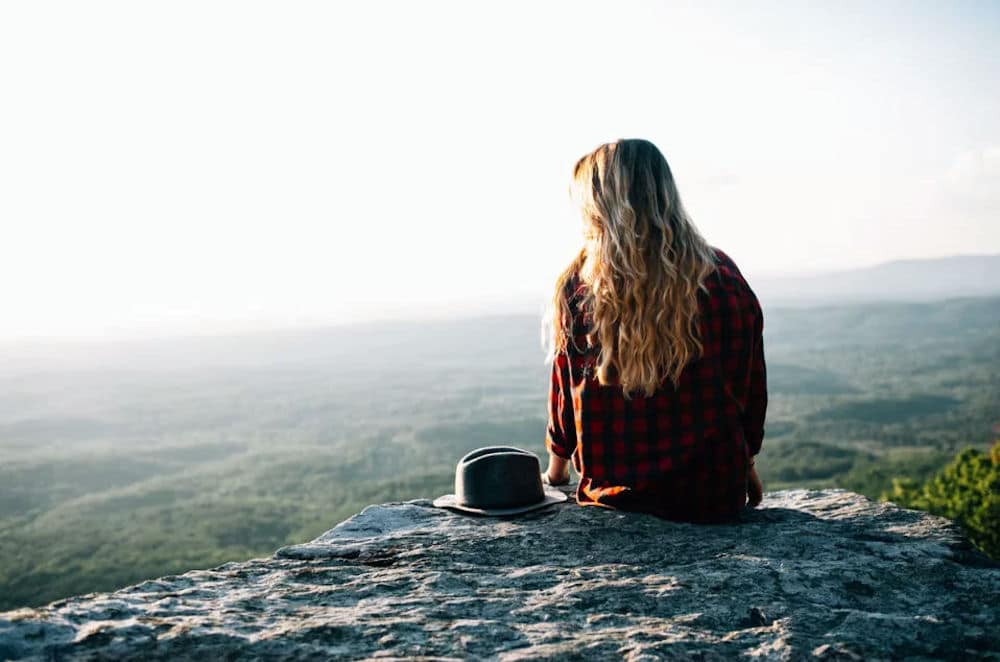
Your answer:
1;489;997;660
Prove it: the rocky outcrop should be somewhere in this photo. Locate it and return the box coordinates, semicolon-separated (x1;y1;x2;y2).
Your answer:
1;489;997;660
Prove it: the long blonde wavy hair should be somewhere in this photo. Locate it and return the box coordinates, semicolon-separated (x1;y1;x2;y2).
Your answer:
543;139;718;399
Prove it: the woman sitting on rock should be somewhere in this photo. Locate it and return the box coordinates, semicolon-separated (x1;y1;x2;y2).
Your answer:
543;138;767;523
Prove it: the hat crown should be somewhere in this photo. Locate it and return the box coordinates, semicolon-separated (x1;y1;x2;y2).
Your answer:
454;446;545;510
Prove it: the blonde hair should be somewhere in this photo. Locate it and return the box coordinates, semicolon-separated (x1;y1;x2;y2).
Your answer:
543;139;718;399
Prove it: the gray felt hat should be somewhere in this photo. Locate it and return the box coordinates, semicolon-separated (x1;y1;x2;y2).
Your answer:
432;446;568;516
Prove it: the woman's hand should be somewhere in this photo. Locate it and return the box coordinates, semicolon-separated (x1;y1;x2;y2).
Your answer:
747;465;763;508
544;453;571;486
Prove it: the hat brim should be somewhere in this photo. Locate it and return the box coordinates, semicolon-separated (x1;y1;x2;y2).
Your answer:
432;486;568;516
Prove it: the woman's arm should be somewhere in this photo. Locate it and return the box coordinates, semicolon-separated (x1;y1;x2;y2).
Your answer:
747;463;763;508
544;352;577;484
743;294;767;459
545;453;571;485
741;285;766;508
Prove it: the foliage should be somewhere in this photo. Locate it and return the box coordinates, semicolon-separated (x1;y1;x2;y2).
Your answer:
833;448;953;498
757;441;871;483
884;442;1000;559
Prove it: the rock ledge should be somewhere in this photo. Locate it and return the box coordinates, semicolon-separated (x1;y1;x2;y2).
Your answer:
1;489;998;660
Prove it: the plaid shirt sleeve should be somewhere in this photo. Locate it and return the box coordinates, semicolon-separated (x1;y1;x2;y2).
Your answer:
718;250;767;459
545;351;577;460
743;292;767;457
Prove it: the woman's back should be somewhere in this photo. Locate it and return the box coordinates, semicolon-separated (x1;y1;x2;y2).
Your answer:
544;247;767;523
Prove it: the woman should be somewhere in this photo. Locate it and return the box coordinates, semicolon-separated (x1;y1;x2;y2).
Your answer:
542;138;767;523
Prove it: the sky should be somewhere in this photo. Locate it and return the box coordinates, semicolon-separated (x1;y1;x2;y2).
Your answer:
1;0;999;340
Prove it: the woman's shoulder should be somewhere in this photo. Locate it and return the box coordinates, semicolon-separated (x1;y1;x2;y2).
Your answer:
562;267;588;308
709;246;742;278
706;246;761;308
557;267;593;345
706;246;745;283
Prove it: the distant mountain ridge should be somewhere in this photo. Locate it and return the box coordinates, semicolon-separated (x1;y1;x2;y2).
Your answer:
752;254;1000;308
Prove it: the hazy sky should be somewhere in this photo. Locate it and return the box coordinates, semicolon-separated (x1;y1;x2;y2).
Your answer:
2;1;998;340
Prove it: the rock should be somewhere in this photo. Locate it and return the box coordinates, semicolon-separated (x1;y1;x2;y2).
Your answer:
0;489;997;660
748;606;768;627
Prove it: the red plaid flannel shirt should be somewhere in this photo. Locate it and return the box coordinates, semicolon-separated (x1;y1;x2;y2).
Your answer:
545;248;767;523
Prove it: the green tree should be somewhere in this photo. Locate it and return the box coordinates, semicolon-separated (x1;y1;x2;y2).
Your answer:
885;440;1000;559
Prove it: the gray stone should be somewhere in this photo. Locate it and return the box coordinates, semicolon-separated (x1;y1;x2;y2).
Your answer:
0;489;997;660
748;606;768;627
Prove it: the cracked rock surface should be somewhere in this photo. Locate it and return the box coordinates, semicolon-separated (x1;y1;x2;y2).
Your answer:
1;489;997;660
